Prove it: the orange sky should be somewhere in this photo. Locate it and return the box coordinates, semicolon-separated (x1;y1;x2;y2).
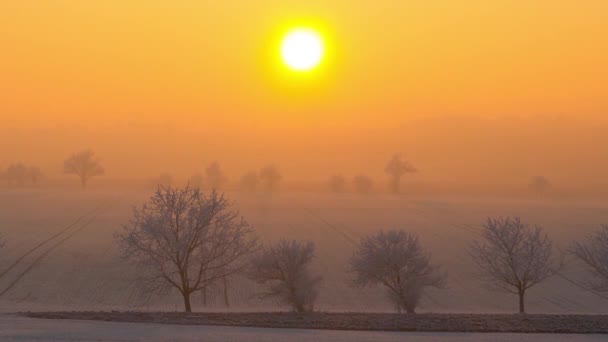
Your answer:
0;1;607;183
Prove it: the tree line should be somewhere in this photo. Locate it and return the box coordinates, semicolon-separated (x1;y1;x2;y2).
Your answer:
109;186;607;314
2;151;553;195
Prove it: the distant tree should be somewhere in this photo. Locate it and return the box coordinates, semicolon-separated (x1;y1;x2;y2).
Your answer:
259;165;282;193
352;174;373;195
189;173;204;189
28;166;43;185
350;230;446;313
239;171;259;192
571;225;608;292
327;174;347;193
206;161;226;190
249;240;321;312
469;217;561;313
529;176;551;194
115;186;257;312
63;150;104;188
385;154;417;194
158;172;173;187
5;163;29;186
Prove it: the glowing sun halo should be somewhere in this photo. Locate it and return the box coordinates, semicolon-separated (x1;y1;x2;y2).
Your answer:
280;29;324;72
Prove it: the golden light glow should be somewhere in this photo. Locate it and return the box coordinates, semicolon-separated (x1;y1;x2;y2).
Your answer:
280;29;324;72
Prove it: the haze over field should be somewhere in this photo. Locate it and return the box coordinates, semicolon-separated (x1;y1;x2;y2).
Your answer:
1;2;608;340
1;1;607;186
1;189;607;315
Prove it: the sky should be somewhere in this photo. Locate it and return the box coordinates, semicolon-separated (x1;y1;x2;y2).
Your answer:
0;1;607;184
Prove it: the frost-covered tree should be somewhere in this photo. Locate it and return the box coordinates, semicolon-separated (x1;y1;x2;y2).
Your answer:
328;174;346;193
115;186;257;312
529;176;551;194
385;154;417;194
259;165;282;193
239;171;259;192
28;166;43;185
206;162;226;190
352;174;373;195
249;240;321;312
470;217;561;313
572;225;608;292
350;230;446;313
63;150;104;188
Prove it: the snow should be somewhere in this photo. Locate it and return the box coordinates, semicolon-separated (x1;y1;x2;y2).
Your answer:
1;314;606;342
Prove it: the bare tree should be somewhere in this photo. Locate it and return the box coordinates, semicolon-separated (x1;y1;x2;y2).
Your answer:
469;217;561;313
571;225;608;292
239;171;259;192
115;186;258;312
259;165;282;193
206;162;226;190
327;174;346;193
2;164;43;186
248;240;321;312
5;163;29;186
28;166;43;185
385;154;417;194
529;176;551;194
63;150;104;188
352;174;373;195
350;230;446;313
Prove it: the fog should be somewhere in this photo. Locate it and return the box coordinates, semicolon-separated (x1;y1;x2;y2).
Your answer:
2;114;608;196
1;0;608;324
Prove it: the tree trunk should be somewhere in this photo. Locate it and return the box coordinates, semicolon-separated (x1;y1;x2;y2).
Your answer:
202;285;207;306
80;176;87;189
518;290;525;314
182;291;192;313
222;275;230;307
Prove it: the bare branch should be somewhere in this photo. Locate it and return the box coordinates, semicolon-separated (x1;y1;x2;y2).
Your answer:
350;229;446;314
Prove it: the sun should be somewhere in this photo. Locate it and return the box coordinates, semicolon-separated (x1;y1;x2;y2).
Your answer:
280;29;324;72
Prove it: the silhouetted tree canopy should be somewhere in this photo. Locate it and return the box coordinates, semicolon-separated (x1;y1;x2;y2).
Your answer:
63;150;104;188
259;165;282;193
115;186;257;312
572;225;608;292
2;163;44;187
529;176;551;194
385;154;417;194
470;217;561;313
350;229;446;313
249;240;321;312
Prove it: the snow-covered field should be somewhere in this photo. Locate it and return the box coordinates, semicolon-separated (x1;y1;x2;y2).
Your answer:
20;311;608;334
1;314;606;342
0;188;607;314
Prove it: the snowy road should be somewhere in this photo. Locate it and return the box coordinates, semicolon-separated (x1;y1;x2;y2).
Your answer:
1;314;606;342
